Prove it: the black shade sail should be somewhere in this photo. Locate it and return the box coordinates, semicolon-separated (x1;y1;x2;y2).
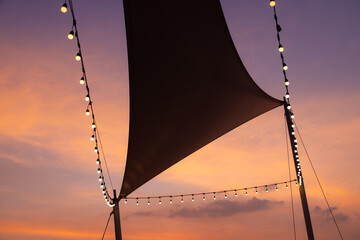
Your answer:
120;0;283;197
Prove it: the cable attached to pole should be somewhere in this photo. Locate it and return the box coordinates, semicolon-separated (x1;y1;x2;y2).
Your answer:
294;121;344;240
101;211;114;240
285;116;297;240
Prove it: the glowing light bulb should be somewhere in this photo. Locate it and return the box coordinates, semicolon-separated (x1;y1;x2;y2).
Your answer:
291;114;295;119
192;194;194;202
181;195;184;203
100;183;104;188
292;131;295;135
80;77;85;84
159;197;162;204
102;189;106;194
148;198;150;205
285;93;290;99
213;192;216;200
276;185;279;191
235;191;238;197
75;53;81;61
99;176;102;182
68;30;74;40
97;168;101;173
94;146;98;152
296;182;298;186
96;158;100;164
170;197;173;204
286;184;289;189
203;194;205;200
125;199;127;203
278;44;284;52
61;3;67;13
245;191;248;196
285;80;289;86
92;122;96;128
287;105;291;110
291;124;295;128
85;94;90;101
265;186;268;192
283;64;288;71
136;198;139;205
85;109;90;116
224;191;227;198
256;188;258;194
269;0;276;7
91;134;95;141
294;139;297;143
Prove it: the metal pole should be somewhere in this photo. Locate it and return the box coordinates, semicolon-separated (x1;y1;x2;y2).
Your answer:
283;98;315;240
113;190;122;240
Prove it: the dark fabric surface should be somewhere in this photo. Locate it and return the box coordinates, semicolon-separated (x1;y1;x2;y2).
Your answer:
120;0;283;197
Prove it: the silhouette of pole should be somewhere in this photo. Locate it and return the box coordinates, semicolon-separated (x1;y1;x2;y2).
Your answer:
284;98;315;240
113;190;122;240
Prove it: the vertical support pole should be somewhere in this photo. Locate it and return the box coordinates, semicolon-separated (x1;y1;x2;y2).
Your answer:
113;190;122;240
283;98;315;240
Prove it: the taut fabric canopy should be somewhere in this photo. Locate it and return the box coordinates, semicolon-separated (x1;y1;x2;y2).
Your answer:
120;0;283;197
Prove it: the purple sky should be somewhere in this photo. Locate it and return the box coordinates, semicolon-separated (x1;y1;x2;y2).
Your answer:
0;0;359;239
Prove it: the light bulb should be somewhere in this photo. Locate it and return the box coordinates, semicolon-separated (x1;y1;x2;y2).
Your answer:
125;199;127;203
266;188;269;192
75;52;81;61
148;198;150;205
285;80;289;86
68;30;74;40
99;176;102;181
224;191;227;198
85;109;90;116
91;134;95;141
192;194;194;202
102;189;106;194
203;194;205;200
245;191;248;196
92;122;96;128
94;146;98;152
159;197;161;204
170;197;173;204
85;94;90;101
96;158;100;164
285;93;290;99
269;0;276;7
292;131;295;135
256;188;258;194
235;191;238;197
287;105;291;110
291;114;295;119
286;184;288;189
213;192;216;200
283;63;288;71
278;44;284;52
136;198;139;205
97;168;101;173
291;124;295;128
100;183;104;188
181;195;184;203
61;3;67;13
276;185;279;191
80;77;85;84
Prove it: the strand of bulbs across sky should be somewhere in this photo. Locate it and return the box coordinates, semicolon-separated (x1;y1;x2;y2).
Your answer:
60;0;301;208
269;0;303;185
60;1;115;207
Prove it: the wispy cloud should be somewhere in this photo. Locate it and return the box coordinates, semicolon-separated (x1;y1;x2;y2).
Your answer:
168;198;283;218
313;205;349;222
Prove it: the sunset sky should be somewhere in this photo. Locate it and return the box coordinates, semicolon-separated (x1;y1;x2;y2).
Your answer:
1;0;359;239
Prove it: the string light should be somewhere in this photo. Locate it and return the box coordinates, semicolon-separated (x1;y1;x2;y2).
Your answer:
60;3;68;13
213;192;216;200
265;186;269;192
278;44;284;52
224;191;227;198
94;146;98;152
85;109;90;116
256;187;258;194
92;122;96;128
181;195;184;203
269;0;276;7
91;134;95;141
192;194;194;202
75;52;81;61
276;185;279;191
97;168;101;173
159;197;162;204
68;30;74;40
148;197;150;205
85;94;90;101
80;76;85;84
203;193;205;200
170;196;173;204
283;63;288;71
136;198;139;205
96;158;100;164
235;190;238;197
